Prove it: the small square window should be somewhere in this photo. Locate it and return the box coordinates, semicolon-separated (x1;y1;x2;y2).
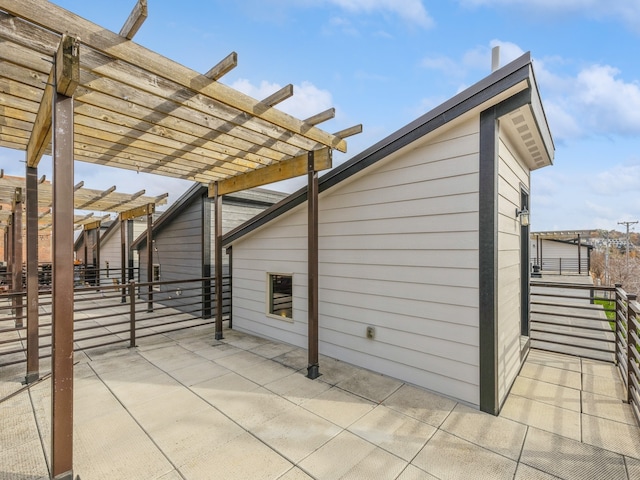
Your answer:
268;273;292;319
152;264;161;291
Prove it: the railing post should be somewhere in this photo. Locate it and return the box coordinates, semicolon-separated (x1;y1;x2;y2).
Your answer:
129;281;136;348
559;257;562;275
615;283;623;366
628;293;637;404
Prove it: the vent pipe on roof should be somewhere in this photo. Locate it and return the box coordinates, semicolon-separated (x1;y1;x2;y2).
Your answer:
491;46;500;72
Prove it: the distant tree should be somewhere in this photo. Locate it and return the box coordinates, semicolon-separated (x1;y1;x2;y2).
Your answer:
592;248;640;296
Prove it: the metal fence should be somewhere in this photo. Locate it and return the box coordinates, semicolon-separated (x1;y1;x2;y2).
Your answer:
0;276;231;369
530;257;590;275
530;280;639;426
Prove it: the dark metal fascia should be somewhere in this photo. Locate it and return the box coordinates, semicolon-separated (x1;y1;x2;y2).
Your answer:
223;53;533;247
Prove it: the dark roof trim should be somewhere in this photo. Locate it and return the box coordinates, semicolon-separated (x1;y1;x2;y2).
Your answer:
224;52;535;246
131;182;205;250
131;182;285;250
545;238;594;249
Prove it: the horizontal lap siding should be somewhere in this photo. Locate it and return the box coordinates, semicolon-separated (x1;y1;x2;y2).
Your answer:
233;117;481;406
497;132;530;405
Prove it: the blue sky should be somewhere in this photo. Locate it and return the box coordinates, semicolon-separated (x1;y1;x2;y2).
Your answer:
3;0;640;232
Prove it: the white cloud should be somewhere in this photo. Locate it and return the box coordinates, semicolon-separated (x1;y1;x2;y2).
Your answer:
231;79;334;120
540;63;640;140
591;164;640;196
327;0;434;28
456;0;640;31
422;40;523;78
421;40;640;142
421;55;466;78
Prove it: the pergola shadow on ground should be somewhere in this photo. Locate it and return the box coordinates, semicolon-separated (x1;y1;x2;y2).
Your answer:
0;1;360;477
2;326;640;479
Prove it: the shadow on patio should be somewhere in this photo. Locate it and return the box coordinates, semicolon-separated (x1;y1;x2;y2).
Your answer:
2;325;640;480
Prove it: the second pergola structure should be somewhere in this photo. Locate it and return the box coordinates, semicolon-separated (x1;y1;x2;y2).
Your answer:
0;173;168;384
0;1;360;478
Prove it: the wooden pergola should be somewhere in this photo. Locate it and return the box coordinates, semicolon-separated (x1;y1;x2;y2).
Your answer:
0;172;168;385
0;1;359;478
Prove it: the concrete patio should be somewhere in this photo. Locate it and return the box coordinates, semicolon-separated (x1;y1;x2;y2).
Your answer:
2;326;640;479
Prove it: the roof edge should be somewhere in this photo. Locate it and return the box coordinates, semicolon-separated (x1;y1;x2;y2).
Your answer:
224;53;537;246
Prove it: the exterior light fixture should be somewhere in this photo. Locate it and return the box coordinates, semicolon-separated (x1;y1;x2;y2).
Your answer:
516;207;530;227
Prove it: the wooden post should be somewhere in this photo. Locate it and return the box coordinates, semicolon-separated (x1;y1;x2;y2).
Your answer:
26;166;40;383
49;34;79;480
146;207;153;312
120;216;126;303
578;234;582;274
202;194;212;319
307;151;320;379
95;224;101;286
11;188;23;329
51;89;75;480
214;182;223;340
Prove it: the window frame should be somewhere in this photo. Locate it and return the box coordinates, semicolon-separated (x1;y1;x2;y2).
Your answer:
266;272;293;322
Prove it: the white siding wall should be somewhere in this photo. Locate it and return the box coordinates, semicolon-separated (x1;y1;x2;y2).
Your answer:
533;239;589;273
496;130;530;405
233;117;482;406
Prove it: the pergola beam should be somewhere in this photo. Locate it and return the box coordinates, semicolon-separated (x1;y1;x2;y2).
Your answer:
333;124;363;139
262;84;293;107
304;108;335;126
25;34;79;167
119;0;148;40
76;185;116;210
204;52;238;81
119;203;155;221
107;189;145;211
1;0;347;152
213;147;332;196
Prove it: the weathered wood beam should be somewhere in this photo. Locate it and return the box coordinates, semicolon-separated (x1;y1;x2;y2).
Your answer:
213;147;332;196
26;34;79;168
74;181;84;191
2;0;347;152
0;34;307;164
153;192;169;203
304;108;335;126
106;189;145;210
204;52;237;81
333;124;363;139
76;185;116;210
262;84;293;107
83;220;102;231
38;174;46;183
119;203;154;221
119;0;147;40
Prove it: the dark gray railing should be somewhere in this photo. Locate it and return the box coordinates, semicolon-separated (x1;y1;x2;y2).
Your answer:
0;276;230;369
530;280;639;426
530;257;590;275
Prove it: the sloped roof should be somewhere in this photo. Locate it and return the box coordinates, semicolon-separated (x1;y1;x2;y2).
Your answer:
224;52;554;246
131;183;286;250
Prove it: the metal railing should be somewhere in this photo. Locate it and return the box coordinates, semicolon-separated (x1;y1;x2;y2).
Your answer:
0;264;141;290
530;280;639;425
0;275;230;369
530;257;589;275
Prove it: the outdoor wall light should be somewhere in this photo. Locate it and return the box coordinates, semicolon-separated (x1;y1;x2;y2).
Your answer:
516;207;530;227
